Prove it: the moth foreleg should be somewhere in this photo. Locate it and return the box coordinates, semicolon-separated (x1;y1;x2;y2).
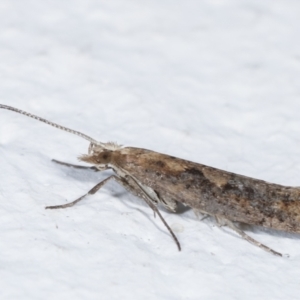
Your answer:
46;175;120;209
216;216;283;257
52;159;99;171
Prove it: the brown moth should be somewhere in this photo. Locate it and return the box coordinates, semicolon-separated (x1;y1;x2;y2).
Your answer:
1;104;297;257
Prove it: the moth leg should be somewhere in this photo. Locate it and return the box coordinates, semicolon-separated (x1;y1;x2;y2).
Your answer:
52;159;99;171
158;194;178;213
46;174;181;251
217;216;282;257
124;175;181;251
46;175;119;209
107;177;181;251
193;209;210;221
215;215;227;227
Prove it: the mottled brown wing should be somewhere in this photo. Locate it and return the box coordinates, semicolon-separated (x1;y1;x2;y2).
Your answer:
114;147;300;233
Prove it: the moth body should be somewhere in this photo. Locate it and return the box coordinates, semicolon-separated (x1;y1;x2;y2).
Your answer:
81;146;300;234
1;103;298;257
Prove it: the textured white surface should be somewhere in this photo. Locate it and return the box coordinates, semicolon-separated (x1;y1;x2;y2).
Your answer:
1;1;300;299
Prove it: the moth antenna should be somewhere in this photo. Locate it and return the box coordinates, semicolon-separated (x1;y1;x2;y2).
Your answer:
0;104;104;146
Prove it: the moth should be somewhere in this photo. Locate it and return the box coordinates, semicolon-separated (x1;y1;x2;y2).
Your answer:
1;104;298;257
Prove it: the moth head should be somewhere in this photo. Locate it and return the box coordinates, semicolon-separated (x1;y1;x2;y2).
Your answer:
0;105;122;169
78;141;122;168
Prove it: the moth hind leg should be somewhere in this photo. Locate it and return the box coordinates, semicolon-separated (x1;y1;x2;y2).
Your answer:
216;216;283;257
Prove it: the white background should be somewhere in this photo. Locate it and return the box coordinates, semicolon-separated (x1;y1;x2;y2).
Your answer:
1;1;300;299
